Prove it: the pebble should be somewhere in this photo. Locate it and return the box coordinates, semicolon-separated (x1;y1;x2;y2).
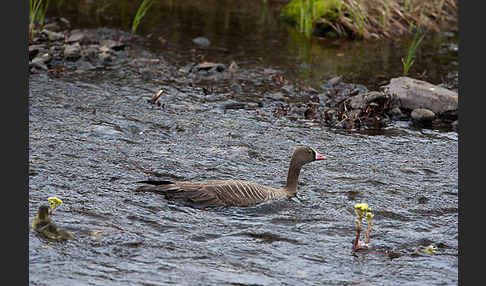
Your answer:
41;29;64;41
64;43;81;60
192;36;211;47
67;30;89;44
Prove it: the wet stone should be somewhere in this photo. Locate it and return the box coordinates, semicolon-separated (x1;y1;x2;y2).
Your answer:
41;29;65;41
64;43;81;60
411;108;435;123
98;51;112;62
31;53;52;68
192;36;211;47
42;22;61;32
452;120;458;131
66;30;89;44
81;45;100;60
100;39;126;51
29;45;47;60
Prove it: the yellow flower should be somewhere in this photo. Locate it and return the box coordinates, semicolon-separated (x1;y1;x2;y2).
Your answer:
354;203;370;218
422;245;436;255
366;212;374;220
48;196;63;212
354;203;369;211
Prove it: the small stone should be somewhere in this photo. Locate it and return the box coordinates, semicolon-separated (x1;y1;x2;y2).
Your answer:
30;58;48;70
411;108;435;123
452;120;458;131
42;22;61;32
98;51;112;62
81;45;99;60
327;75;342;86
59;17;71;27
31;53;52;66
100;39;125;51
192;36;211;47
29;44;46;60
67;30;88;44
64;43;81;60
42;29;65;41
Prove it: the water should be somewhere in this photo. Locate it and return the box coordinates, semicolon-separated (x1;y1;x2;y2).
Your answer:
30;1;458;285
45;0;458;90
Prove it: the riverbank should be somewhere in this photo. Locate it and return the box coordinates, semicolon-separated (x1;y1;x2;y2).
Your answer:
29;19;458;133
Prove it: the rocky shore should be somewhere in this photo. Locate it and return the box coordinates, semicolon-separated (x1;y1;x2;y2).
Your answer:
29;18;458;133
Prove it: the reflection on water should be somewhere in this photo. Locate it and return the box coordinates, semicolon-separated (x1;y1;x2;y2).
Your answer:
47;0;458;90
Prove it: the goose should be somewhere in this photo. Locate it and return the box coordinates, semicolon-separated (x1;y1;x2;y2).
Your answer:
32;205;75;241
135;146;325;208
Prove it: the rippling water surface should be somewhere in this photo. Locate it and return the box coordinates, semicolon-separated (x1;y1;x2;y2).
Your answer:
29;71;457;285
30;1;457;285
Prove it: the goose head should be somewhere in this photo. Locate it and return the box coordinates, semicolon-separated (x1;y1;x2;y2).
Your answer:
291;146;326;168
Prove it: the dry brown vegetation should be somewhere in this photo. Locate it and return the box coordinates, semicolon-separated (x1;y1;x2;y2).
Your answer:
322;0;458;39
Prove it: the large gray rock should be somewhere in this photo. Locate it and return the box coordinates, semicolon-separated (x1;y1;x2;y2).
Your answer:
384;77;458;114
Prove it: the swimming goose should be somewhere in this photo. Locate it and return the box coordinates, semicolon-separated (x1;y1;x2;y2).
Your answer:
135;146;325;208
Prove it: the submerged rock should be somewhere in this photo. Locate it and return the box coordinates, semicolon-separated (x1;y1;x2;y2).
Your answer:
192;36;211;47
384;77;458;115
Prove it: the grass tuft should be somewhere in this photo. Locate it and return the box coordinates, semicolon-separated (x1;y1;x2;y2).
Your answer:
401;25;425;75
29;0;50;40
131;0;154;35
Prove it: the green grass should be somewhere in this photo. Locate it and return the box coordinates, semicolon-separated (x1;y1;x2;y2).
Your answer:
401;26;426;75
131;0;154;34
29;0;49;40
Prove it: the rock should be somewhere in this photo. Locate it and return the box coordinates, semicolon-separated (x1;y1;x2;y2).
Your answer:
42;22;61;32
194;62;226;73
30;52;51;70
59;17;71;27
30;55;50;70
29;44;46;60
81;45;100;60
98;51;112;62
66;30;89;44
41;29;64;41
384;77;458;114
192;36;211;47
452;120;458;131
31;53;52;65
228;61;239;73
389;106;407;120
411;108;435;123
327;75;342;86
64;43;81;60
348;91;387;110
100;39;125;51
